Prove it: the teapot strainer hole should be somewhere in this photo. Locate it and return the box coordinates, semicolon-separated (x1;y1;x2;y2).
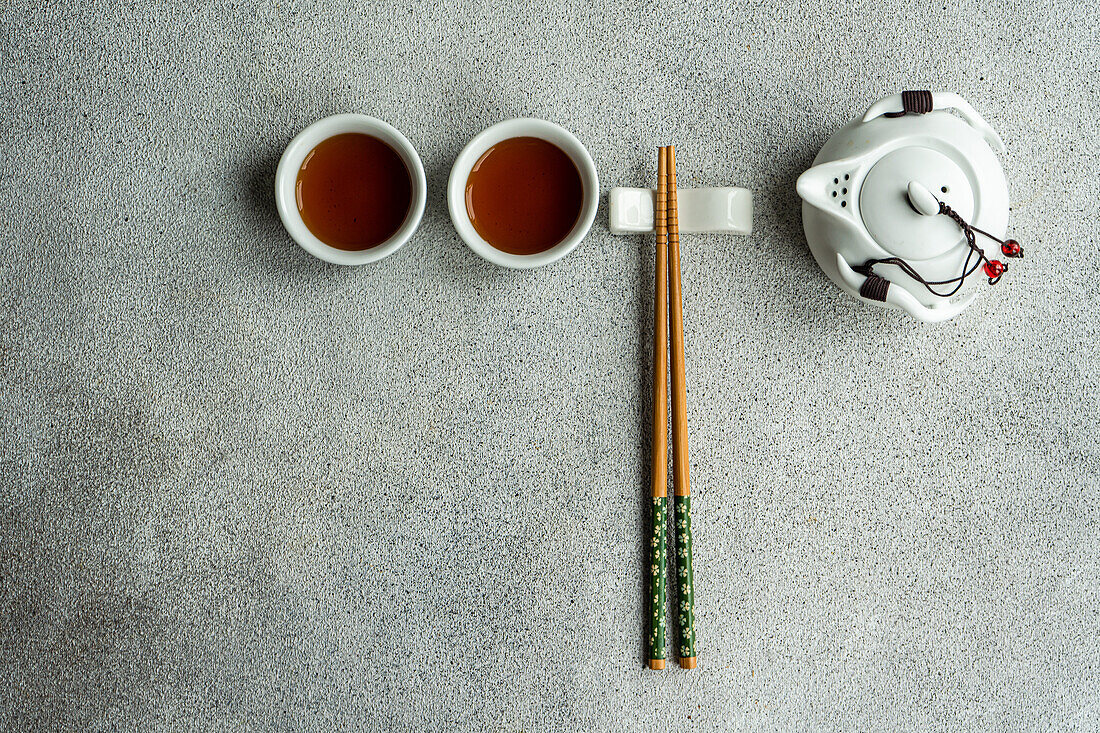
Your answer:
941;186;949;193
832;191;837;197
833;178;839;184
842;188;847;194
844;174;849;180
841;201;847;207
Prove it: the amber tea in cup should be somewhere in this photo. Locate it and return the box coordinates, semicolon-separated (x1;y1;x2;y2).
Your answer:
295;132;412;251
464;136;583;255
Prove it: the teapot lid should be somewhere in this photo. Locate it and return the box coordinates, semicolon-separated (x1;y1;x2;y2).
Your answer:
859;146;976;261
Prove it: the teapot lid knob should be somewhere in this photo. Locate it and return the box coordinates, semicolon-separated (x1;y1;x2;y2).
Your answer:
907;181;941;216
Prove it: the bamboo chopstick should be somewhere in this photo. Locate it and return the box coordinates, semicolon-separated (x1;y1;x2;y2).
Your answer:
667;146;697;669
647;147;669;670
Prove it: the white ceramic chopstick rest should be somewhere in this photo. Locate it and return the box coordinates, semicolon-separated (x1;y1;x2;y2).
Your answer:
608;186;752;235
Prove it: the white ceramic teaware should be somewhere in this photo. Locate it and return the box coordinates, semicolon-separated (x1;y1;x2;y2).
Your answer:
448;118;599;269
797;91;1011;322
275;114;427;265
608;186;752;234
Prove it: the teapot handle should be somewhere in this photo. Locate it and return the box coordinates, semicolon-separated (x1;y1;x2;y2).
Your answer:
834;253;975;323
863;91;1006;154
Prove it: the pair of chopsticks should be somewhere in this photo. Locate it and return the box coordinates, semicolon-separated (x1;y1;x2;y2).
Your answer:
647;146;697;671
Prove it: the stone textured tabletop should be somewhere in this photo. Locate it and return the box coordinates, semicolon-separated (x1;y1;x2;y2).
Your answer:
2;0;1098;730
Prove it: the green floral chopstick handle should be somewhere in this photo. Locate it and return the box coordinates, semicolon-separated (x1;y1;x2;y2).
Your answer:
675;495;696;664
647;496;668;667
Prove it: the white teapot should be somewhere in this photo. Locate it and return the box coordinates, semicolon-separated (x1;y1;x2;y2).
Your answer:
797;91;1020;322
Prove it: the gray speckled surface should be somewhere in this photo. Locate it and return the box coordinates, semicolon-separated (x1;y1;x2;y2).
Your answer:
2;0;1099;730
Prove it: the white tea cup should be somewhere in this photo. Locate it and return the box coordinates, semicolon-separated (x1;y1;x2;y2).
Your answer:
275;114;426;266
447;118;599;269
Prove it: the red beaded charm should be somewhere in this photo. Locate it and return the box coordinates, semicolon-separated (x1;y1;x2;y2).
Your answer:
984;260;1006;279
1001;239;1023;258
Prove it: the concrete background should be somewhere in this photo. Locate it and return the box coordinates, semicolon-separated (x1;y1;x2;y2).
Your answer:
2;0;1098;730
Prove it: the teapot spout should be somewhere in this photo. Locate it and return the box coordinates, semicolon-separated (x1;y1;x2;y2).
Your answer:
796;158;863;220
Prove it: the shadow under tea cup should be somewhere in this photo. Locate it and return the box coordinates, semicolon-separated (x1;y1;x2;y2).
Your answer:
448;119;599;269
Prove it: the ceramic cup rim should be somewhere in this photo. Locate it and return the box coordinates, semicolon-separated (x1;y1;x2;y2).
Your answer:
447;118;599;269
275;114;427;266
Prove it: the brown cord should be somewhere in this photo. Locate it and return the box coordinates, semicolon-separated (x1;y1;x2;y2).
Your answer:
859;273;891;301
856;200;1006;299
884;90;934;118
